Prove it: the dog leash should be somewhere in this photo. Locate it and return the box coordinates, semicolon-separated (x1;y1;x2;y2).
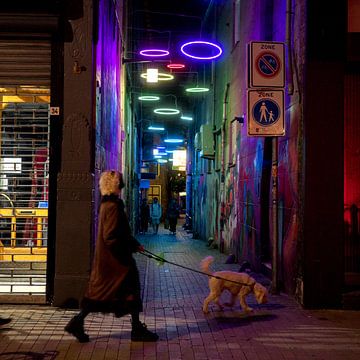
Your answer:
139;249;254;288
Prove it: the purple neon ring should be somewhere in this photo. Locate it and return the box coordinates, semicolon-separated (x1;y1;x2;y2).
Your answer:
180;41;223;60
139;49;170;57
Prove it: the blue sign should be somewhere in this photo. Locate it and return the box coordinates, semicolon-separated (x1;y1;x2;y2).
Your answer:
256;53;280;77
252;99;280;126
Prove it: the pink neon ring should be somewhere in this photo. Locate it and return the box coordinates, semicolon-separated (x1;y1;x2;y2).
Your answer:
139;49;169;57
167;63;185;69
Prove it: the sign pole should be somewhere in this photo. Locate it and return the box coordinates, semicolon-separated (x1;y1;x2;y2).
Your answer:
271;136;279;294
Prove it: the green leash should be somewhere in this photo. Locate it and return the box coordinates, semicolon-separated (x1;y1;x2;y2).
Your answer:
139;249;254;287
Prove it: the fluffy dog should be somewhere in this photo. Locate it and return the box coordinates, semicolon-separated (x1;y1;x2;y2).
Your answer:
201;256;268;313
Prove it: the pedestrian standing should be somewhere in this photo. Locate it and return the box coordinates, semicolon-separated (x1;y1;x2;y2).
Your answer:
139;198;150;234
166;198;179;235
64;170;158;343
150;197;162;234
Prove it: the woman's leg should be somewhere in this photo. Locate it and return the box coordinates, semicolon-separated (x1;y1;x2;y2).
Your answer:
64;308;90;343
131;311;159;342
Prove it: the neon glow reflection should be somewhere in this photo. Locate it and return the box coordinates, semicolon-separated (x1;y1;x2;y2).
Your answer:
139;49;169;57
180;41;223;60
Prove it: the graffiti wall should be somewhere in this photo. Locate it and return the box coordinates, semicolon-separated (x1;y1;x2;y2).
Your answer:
192;0;304;295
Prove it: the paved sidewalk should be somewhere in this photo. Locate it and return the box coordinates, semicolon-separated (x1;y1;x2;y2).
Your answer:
1;226;360;359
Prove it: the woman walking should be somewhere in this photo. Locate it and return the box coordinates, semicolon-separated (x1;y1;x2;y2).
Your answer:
64;171;158;343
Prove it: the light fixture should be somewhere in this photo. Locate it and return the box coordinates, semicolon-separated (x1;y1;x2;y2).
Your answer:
166;150;174;153
180;115;193;121
139;49;169;57
145;68;158;83
185;87;209;93
167;63;185;69
154;155;163;159
164;138;183;143
157;159;168;163
140;72;174;81
180;41;223;60
148;125;165;131
154;108;180;115
138;95;160;101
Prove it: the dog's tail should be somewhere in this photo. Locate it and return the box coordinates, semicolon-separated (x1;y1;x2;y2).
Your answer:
200;256;214;275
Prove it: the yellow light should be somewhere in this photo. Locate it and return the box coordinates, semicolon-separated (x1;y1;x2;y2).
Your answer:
146;68;158;83
141;72;174;81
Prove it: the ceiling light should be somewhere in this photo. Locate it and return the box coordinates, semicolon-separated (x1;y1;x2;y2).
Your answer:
180;41;223;60
154;108;180;115
180;115;193;121
146;68;158;83
140;72;174;81
139;49;170;57
166;63;185;69
157;159;168;163
138;95;160;101
185;87;209;93
164;138;183;143
148;125;165;131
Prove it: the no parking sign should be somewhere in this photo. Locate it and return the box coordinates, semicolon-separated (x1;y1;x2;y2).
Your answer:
249;41;285;88
247;90;285;136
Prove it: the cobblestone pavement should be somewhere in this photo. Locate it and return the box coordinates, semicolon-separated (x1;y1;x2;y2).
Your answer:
1;225;360;359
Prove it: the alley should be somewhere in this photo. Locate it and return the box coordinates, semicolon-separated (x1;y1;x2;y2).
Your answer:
1;225;360;360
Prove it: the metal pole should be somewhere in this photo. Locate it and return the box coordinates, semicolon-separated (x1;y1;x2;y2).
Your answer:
271;137;279;294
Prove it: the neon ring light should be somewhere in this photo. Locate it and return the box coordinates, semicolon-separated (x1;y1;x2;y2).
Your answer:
185;87;209;93
167;63;185;69
180;41;223;60
139;49;169;57
154;108;180;115
138;95;160;101
140;72;174;81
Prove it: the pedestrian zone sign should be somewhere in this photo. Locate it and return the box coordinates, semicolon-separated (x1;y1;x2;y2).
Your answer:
249;41;285;88
247;90;285;136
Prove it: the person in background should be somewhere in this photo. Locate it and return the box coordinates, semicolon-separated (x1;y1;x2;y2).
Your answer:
139;198;150;234
166;198;179;235
149;197;162;234
64;171;158;343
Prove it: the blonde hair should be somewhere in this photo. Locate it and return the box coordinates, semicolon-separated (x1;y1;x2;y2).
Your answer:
99;171;124;196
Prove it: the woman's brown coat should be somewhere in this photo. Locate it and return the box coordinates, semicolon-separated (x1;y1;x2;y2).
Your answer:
83;195;141;313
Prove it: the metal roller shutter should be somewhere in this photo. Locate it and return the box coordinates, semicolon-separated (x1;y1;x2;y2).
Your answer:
0;40;51;86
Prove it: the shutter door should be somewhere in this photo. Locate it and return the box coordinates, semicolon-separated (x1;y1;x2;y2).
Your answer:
0;40;51;86
0;38;51;303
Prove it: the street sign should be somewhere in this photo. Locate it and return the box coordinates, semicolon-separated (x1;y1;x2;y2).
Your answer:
247;89;285;136
249;41;285;88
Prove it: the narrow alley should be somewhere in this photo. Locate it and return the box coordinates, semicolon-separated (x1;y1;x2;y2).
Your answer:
1;223;360;360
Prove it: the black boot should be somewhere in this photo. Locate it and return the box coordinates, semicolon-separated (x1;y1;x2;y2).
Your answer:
0;317;11;326
131;322;159;342
64;316;89;343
